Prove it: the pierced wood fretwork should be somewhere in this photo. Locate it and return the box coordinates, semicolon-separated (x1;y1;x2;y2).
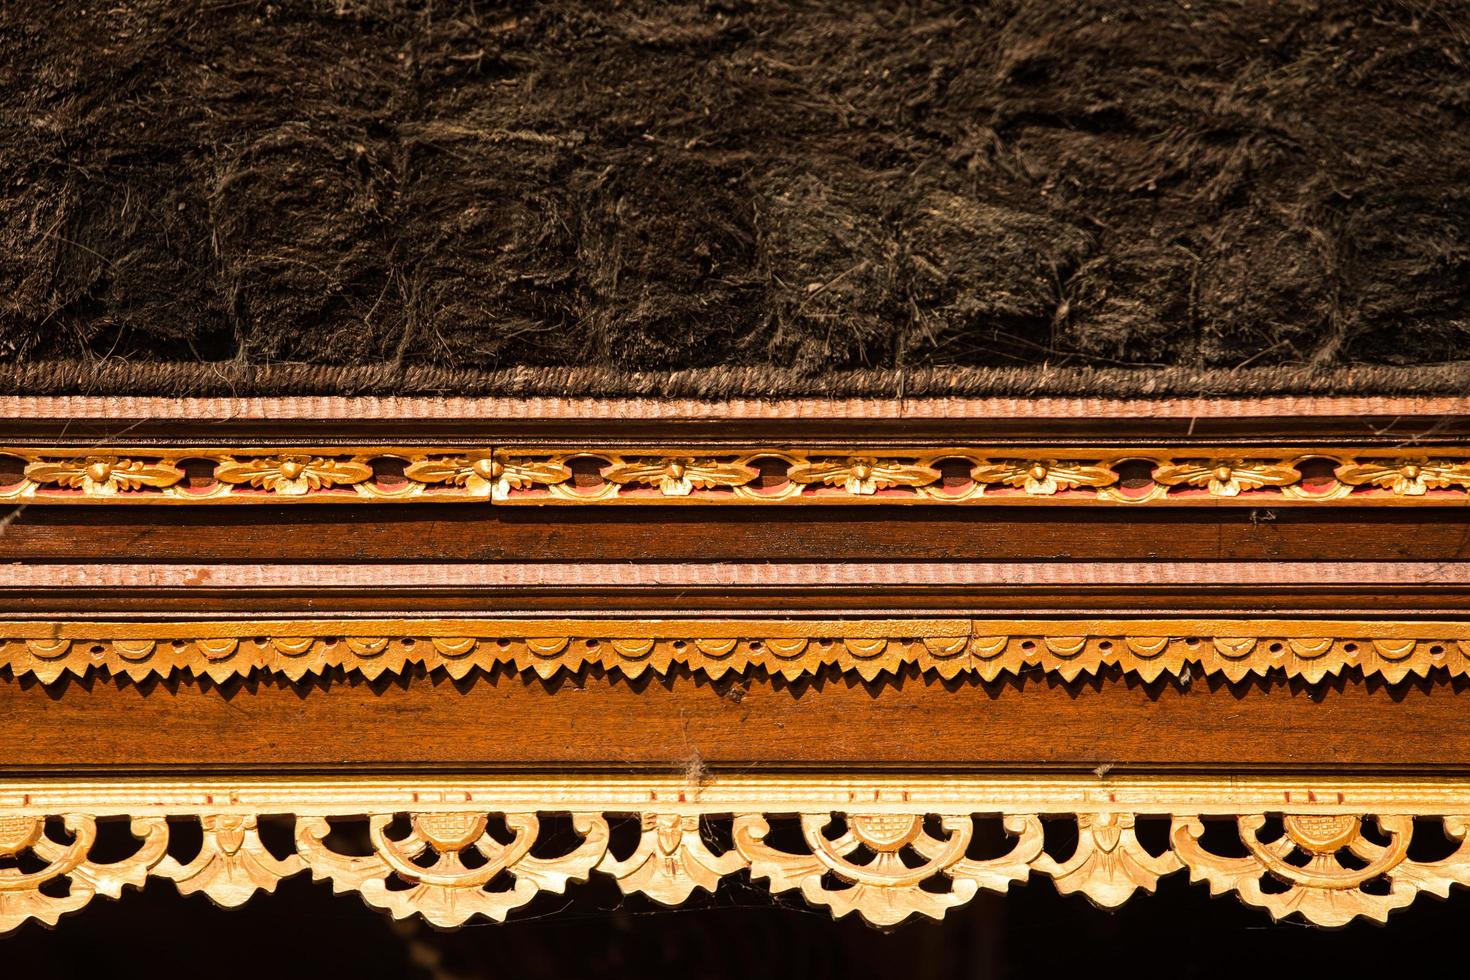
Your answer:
6;775;1470;931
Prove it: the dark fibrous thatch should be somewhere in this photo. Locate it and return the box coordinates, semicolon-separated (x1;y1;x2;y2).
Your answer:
1;0;1468;393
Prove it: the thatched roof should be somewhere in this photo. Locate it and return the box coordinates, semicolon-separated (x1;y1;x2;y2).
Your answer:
3;0;1468;394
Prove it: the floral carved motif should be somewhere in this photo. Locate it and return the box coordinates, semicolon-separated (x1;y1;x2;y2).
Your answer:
967;459;1117;496
403;454;571;500
6;446;1470;503
786;456;941;495
214;454;375;495
1153;459;1301;497
22;456;183;495
601;457;760;496
1334;458;1470;496
8;806;1470;932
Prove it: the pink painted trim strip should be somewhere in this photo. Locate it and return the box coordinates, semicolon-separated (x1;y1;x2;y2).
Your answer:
3;562;1467;589
1;394;1467;422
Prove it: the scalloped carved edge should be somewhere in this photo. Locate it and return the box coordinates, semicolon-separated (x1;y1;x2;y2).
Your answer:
4;618;1470;684
5;446;1470;505
6;792;1470;931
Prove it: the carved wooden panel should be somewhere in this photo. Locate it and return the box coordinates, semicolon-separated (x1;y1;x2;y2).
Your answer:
5;776;1470;932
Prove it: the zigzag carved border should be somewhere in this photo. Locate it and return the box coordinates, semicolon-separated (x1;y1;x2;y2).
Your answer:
3;618;1469;684
4;445;1470;504
4;775;1470;931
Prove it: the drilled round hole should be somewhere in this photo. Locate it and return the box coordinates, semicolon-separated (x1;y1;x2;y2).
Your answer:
1431;644;1446;657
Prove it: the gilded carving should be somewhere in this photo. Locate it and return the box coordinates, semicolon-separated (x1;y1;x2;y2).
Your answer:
786;456;941;496
403;454;571;500
22;456;183;495
214;454;374;495
1334;458;1470;496
968;459;1117;496
600;456;759;496
1153;458;1301;497
5;446;1470;504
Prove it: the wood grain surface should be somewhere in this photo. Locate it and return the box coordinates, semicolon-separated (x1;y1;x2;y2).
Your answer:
4;669;1467;773
3;505;1468;563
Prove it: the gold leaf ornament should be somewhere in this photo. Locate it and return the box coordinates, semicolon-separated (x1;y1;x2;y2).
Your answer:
1335;458;1470;496
23;456;184;495
214;455;374;496
969;459;1117;496
786;456;940;495
403;454;571;499
1153;458;1301;497
600;456;759;496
